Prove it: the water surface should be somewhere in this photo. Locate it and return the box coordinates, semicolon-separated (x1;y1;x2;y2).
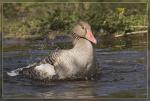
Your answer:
2;39;148;99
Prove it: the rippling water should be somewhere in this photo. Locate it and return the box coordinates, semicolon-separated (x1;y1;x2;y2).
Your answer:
2;46;147;98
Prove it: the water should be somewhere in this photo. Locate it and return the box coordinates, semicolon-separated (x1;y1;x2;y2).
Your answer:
2;39;148;99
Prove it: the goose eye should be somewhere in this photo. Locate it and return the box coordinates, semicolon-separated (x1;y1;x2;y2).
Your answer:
81;26;84;29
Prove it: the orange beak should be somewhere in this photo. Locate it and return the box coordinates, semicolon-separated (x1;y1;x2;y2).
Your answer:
86;30;97;44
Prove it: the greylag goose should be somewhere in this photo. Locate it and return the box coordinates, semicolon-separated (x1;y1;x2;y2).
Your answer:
7;21;98;80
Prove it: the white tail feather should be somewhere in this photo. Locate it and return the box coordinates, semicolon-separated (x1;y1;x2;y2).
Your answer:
7;63;35;77
7;68;23;76
7;71;19;76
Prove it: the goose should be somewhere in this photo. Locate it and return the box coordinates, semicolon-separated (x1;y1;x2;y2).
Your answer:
7;21;99;81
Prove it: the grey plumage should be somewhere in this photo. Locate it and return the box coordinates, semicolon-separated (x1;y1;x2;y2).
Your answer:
21;50;62;80
7;21;99;81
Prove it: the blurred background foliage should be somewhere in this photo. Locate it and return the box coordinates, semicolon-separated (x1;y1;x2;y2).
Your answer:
0;0;148;50
2;2;147;40
1;0;148;3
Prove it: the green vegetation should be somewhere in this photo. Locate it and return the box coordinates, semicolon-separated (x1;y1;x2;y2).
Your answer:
109;90;147;98
1;0;148;2
2;3;147;40
0;2;147;50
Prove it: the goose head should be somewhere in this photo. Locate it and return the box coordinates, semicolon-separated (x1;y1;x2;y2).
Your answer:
72;21;97;44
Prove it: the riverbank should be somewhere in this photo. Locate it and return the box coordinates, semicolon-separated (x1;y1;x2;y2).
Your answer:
2;31;147;52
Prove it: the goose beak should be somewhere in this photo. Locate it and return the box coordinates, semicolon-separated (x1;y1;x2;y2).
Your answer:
86;31;97;44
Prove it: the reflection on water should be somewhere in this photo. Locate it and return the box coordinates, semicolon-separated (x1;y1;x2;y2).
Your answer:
2;38;148;98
